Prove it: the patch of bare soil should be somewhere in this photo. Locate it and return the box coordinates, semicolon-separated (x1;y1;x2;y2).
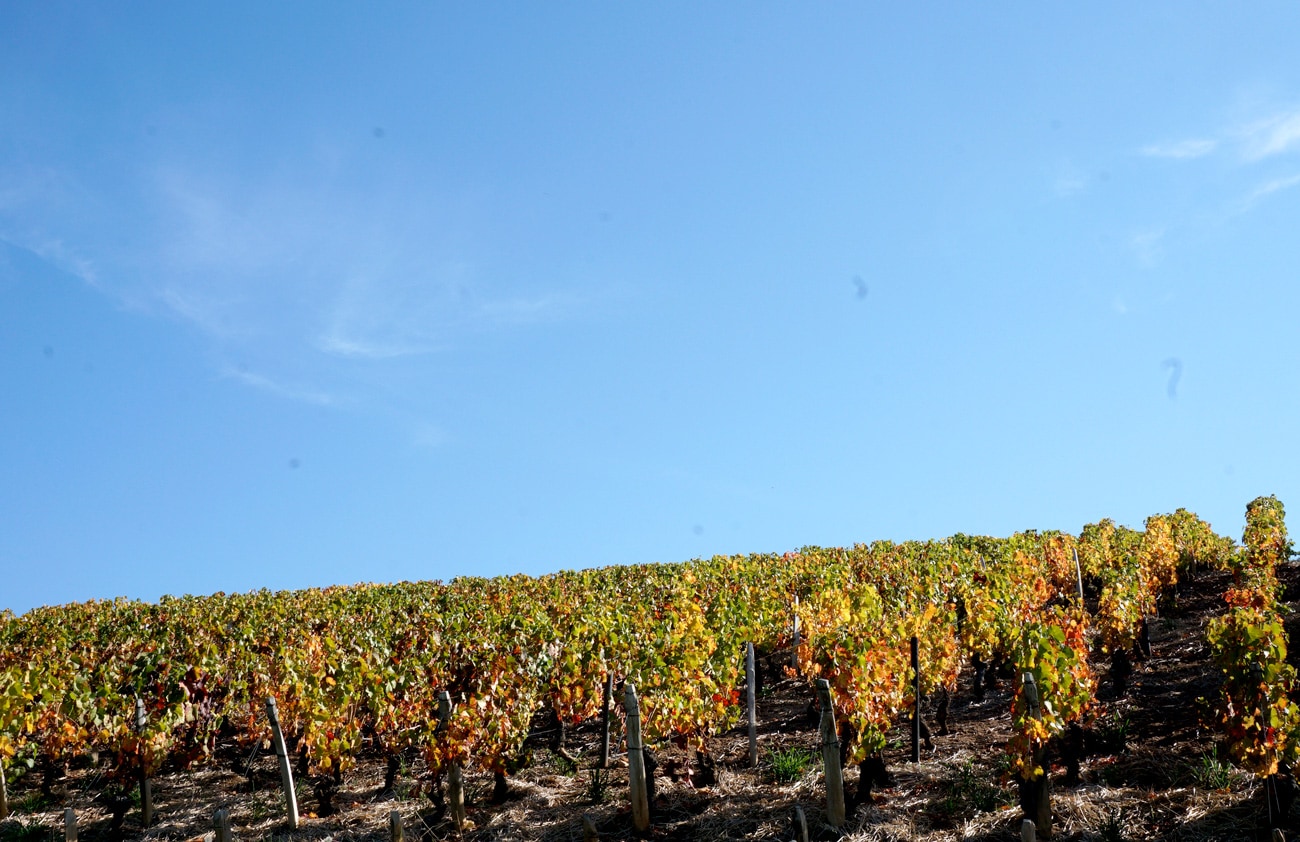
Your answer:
3;562;1297;842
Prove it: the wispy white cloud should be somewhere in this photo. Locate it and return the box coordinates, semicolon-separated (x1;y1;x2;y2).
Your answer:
412;422;450;449
1240;110;1300;161
0;177;100;288
154;167;585;349
1140;139;1217;160
1130;228;1166;267
25;237;100;288
313;271;459;361
316;333;434;360
1052;174;1088;198
2;139;598;423
1140;107;1300;165
315;297;441;360
1234;173;1300;213
313;264;584;360
479;293;577;326
160;286;251;340
1132;105;1300;253
219;366;339;407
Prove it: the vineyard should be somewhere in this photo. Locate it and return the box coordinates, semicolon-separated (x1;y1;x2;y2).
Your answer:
1;497;1298;841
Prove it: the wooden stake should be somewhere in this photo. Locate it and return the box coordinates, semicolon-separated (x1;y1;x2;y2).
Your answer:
0;756;8;820
448;763;466;832
436;690;464;831
134;697;152;826
1019;674;1051;838
625;683;650;832
911;636;921;763
791;596;801;673
582;813;599;841
815;679;845;829
1021;818;1036;842
600;669;613;769
746;642;758;767
1072;548;1084;603
64;808;77;842
1022;671;1040;719
214;808;232;842
389;810;403;842
793;804;809;842
265;697;300;829
437;690;452;729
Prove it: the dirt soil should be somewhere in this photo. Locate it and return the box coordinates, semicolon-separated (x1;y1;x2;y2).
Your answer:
4;562;1300;842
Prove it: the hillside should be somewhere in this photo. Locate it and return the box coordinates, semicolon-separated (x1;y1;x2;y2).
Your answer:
2;559;1297;842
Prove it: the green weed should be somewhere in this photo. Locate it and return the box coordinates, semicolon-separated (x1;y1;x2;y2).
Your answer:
554;752;579;777
1092;712;1130;755
1099;809;1126;842
767;746;815;784
1192;746;1233;790
586;768;609;804
0;821;53;842
991;751;1016;782
938;760;1010;814
11;792;50;816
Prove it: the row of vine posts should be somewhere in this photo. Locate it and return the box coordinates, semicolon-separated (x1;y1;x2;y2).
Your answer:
33;629;916;842
14;623;1050;842
15;517;1292;842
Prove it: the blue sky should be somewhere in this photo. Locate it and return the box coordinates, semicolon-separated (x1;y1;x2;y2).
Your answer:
4;4;1300;615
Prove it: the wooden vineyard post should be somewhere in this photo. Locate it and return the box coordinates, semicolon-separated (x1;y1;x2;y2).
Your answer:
1072;548;1084;603
1019;673;1051;838
214;808;232;842
815;679;846;829
389;810;403;842
1268;775;1289;837
791;596;801;674
0;755;8;820
600;666;613;768
438;691;466;833
134;697;153;826
64;808;77;842
746;642;758;766
265;697;300;829
625;683;650;833
437;689;452;730
1021;817;1036;842
911;636;921;763
582;813;599;841
793;804;809;842
448;763;466;833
